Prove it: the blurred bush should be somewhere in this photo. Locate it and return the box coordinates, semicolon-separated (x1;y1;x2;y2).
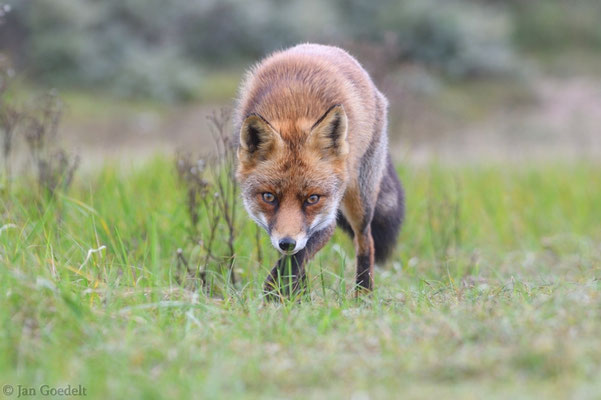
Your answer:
7;0;205;102
351;0;518;78
3;0;584;102
511;0;601;52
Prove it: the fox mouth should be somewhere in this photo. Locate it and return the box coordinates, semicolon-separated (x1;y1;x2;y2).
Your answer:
277;248;301;256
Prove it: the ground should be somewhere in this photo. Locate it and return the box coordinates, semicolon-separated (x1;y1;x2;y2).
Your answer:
1;157;600;399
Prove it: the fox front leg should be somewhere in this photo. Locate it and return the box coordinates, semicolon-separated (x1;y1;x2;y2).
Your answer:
263;223;335;300
263;251;308;300
354;224;375;292
341;187;377;293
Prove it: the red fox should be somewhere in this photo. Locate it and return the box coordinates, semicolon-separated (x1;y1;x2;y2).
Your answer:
235;44;404;296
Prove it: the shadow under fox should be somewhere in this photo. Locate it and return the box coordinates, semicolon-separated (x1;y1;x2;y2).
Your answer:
235;43;404;297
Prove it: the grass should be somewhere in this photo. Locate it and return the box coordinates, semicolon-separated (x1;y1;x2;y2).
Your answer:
1;157;601;399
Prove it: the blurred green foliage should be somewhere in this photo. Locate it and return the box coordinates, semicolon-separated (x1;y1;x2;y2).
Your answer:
0;0;599;101
512;0;601;52
380;0;517;77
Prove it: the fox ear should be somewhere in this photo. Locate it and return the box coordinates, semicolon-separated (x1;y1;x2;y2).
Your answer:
309;104;349;159
238;114;280;164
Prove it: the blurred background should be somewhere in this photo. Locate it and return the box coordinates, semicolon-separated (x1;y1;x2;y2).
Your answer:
1;0;600;166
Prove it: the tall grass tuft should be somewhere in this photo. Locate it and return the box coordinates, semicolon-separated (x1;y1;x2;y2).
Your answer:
174;108;240;294
1;64;79;205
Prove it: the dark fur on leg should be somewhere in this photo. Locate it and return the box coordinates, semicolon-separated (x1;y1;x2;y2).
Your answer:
351;221;375;292
337;154;404;263
263;251;307;300
263;223;335;300
355;253;373;290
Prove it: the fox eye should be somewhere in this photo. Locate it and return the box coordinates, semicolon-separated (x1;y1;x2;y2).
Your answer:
262;192;276;204
306;194;320;205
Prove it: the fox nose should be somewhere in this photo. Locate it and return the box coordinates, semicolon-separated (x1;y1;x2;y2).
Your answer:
278;237;296;251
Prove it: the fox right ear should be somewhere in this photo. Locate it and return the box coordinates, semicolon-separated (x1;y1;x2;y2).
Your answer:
309;104;349;159
238;114;280;163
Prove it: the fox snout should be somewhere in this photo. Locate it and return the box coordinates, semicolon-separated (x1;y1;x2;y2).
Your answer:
270;233;308;255
278;237;296;251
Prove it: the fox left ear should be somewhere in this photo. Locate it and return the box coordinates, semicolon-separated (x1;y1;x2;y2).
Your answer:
238;114;281;165
309;104;349;159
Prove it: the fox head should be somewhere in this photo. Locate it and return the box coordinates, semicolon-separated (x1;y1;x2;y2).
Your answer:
236;105;349;255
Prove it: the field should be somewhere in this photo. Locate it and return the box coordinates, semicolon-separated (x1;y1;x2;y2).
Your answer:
2;156;601;399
